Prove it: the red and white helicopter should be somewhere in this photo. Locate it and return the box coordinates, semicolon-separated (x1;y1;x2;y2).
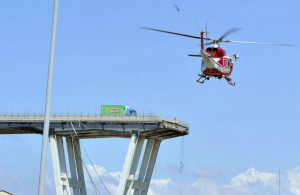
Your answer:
142;27;293;86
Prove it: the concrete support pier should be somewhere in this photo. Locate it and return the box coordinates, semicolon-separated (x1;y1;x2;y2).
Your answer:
49;134;87;195
116;133;162;195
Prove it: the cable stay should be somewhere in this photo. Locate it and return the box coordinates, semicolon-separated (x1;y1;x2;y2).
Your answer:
69;127;100;195
69;122;111;195
179;136;185;195
81;143;111;195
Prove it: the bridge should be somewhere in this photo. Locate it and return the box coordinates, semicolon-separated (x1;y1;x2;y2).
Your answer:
0;114;189;195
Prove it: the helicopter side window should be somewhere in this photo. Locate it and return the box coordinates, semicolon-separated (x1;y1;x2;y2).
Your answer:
224;59;231;66
223;59;228;67
223;59;231;67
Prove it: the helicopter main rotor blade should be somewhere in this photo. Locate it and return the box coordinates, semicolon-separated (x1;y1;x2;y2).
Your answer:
219;28;241;41
205;41;216;46
141;27;211;40
223;40;294;46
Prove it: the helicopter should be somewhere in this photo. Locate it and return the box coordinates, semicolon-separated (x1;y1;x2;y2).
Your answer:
142;27;293;86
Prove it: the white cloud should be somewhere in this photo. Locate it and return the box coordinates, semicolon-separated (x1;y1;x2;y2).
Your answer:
84;165;120;194
108;171;121;181
184;167;300;195
149;178;177;195
226;167;277;187
151;178;172;186
86;164;107;176
147;188;160;195
3;164;300;195
191;178;219;195
219;168;278;195
288;165;300;195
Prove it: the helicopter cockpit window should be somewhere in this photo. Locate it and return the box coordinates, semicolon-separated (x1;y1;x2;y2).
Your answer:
207;48;216;55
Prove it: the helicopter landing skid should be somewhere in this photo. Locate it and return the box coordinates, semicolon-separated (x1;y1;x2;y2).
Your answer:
196;74;210;84
196;74;236;86
223;75;236;86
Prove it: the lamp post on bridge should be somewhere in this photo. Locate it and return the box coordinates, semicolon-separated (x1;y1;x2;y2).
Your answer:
38;0;59;194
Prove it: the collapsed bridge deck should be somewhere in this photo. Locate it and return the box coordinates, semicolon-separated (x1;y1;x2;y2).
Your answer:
0;114;189;139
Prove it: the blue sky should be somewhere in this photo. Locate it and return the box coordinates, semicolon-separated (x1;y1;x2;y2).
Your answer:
0;0;300;194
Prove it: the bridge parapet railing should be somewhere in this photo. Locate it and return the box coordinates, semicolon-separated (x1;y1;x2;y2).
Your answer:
0;112;158;120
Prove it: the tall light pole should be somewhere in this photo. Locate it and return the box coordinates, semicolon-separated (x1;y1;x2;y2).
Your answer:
38;0;59;194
